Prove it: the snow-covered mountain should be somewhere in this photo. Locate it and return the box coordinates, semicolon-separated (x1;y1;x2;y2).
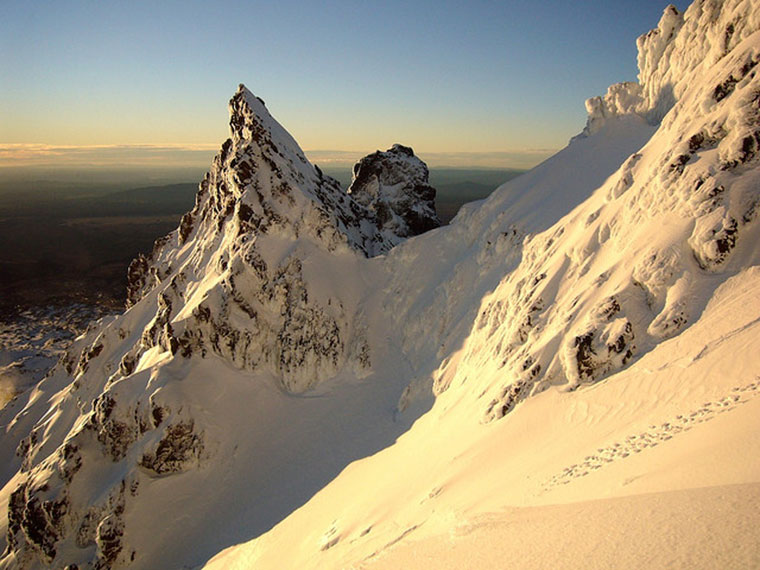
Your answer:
2;1;760;568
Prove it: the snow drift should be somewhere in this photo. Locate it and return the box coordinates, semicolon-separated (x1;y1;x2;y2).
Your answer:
2;0;760;568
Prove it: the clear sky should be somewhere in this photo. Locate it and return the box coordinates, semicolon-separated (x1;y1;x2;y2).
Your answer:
1;0;691;169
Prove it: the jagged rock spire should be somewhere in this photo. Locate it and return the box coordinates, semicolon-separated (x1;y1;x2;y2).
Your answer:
348;144;440;241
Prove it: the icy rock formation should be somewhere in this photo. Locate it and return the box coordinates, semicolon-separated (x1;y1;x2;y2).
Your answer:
347;144;440;252
578;5;685;137
122;85;439;393
580;1;760;138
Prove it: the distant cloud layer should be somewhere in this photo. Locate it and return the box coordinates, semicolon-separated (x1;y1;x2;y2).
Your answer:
0;144;557;171
416;150;557;169
0;144;219;167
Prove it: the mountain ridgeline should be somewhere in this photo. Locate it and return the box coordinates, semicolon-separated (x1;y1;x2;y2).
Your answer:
2;0;760;568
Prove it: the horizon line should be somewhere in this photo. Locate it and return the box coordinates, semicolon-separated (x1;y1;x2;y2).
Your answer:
0;143;560;170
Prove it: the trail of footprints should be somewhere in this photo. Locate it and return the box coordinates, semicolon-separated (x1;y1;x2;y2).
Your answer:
317;382;760;547
545;380;760;490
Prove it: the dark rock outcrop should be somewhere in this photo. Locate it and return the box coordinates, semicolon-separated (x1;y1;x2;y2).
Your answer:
348;144;440;242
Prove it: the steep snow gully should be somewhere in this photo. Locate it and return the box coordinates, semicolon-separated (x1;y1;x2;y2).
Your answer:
2;1;760;568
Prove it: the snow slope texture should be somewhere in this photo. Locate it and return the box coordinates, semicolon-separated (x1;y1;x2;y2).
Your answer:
394;0;760;423
205;1;760;567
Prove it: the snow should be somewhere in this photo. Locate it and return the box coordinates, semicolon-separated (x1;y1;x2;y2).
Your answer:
205;267;760;570
2;0;760;568
354;483;760;570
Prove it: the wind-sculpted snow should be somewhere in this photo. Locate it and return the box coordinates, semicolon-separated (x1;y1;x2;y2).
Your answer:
402;0;760;421
581;0;760;135
2;1;760;568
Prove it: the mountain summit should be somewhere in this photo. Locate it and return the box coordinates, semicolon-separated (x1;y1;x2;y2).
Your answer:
2;1;760;568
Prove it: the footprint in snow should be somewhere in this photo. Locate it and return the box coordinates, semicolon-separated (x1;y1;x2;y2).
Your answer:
543;380;760;490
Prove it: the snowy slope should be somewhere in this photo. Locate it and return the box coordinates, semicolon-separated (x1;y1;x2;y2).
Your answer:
387;0;760;425
2;0;760;568
0;305;114;409
205;266;760;569
204;1;760;567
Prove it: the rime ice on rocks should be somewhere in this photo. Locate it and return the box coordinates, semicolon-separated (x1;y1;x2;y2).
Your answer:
348;144;440;253
0;84;441;569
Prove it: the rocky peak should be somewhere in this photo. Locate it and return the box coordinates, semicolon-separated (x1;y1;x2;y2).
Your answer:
0;86;448;570
127;91;441;306
120;87;443;396
0;85;445;569
4;2;760;568
348;144;440;244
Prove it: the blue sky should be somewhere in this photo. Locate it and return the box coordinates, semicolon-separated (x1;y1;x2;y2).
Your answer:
1;1;690;168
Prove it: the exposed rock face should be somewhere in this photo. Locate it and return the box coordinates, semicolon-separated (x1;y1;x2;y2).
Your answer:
413;0;760;423
127;90;440;305
348;144;440;250
118;85;440;394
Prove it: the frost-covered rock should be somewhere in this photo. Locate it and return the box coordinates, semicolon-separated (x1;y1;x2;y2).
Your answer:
0;305;115;409
579;1;760;138
423;0;760;421
348;144;440;252
121;85;440;393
